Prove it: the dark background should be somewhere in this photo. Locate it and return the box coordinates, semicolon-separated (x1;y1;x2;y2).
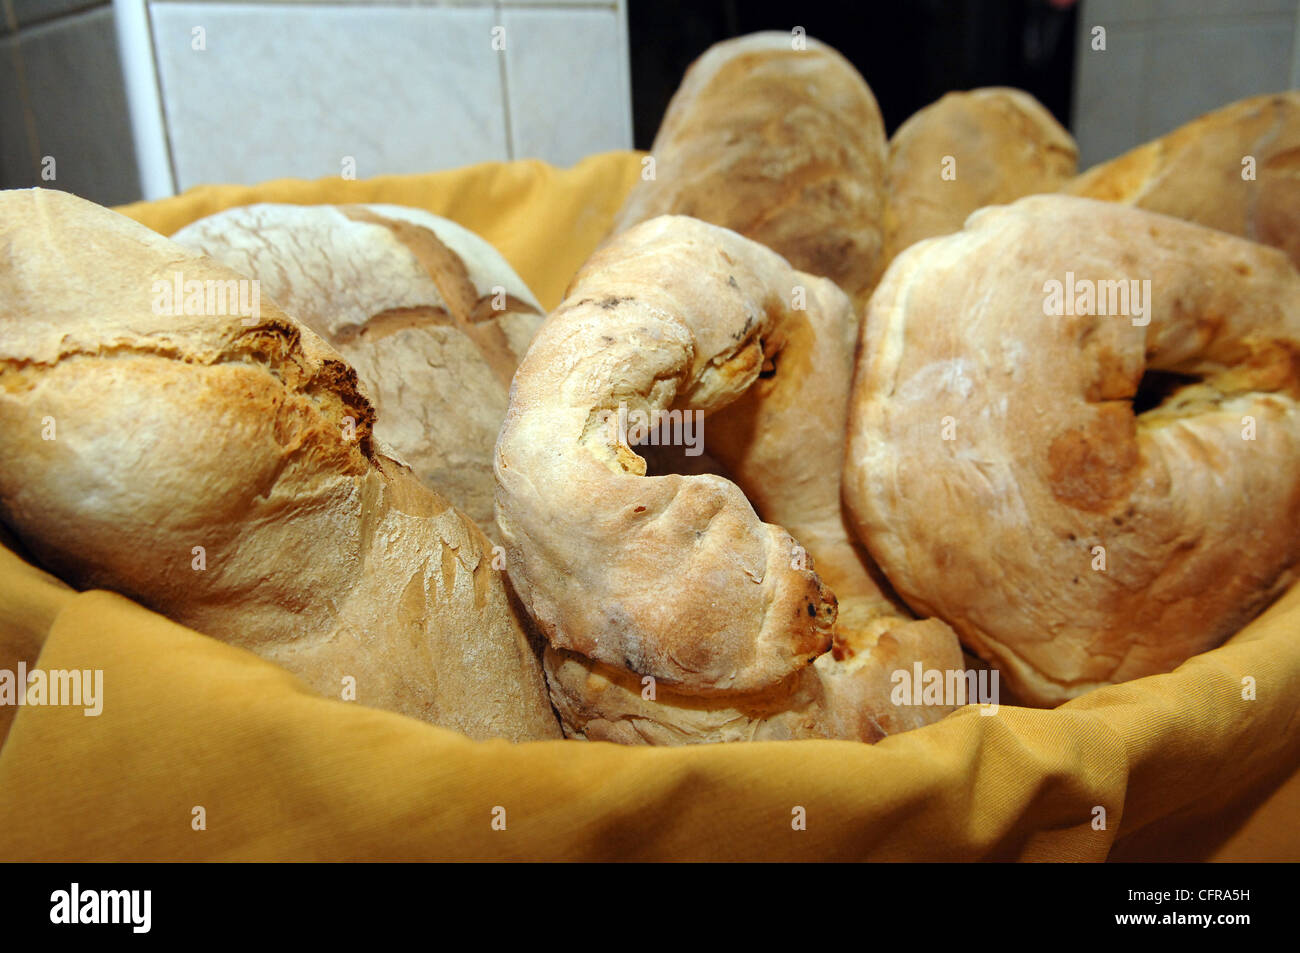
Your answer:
628;0;1079;147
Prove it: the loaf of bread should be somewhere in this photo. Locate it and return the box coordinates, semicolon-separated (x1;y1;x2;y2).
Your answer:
497;214;962;744
883;87;1077;265
609;32;888;310
0;189;560;741
1063;91;1300;269
846;194;1300;707
170;203;544;536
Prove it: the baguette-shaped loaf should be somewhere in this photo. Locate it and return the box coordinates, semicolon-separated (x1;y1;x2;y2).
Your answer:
171;203;544;535
610;32;887;310
883;87;1077;265
0;189;560;741
1063;92;1300;269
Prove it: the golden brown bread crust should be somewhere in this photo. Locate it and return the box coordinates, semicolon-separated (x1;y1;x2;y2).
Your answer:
0;189;560;741
883;87;1077;265
609;32;887;310
170;203;544;535
845;194;1300;707
498;215;838;697
1063;92;1300;269
497;214;962;743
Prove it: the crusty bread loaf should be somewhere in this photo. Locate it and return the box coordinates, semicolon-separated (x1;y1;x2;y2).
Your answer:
497;214;962;744
846;194;1300;707
0;189;560;741
609;32;888;311
883;87;1077;265
542;614;959;744
1063;91;1300;269
170;203;544;536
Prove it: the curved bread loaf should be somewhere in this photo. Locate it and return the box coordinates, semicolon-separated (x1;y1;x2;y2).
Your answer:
497;215;961;743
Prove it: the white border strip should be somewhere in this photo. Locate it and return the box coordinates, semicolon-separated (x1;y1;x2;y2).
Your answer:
613;0;632;149
113;0;176;199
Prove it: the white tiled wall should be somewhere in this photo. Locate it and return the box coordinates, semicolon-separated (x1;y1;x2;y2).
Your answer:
499;4;631;167
9;0;1293;203
0;2;140;204
149;3;509;188
1073;0;1300;168
121;0;632;197
1;0;630;203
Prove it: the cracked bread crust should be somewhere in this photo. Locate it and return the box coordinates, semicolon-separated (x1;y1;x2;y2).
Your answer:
0;189;560;741
171;202;544;536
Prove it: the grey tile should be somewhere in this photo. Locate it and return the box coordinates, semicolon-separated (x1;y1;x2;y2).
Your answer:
1;0;104;37
1152;0;1298;20
150;3;508;189
1080;0;1157;27
500;5;630;166
1142;16;1293;138
3;6;141;204
0;33;37;189
1073;24;1148;168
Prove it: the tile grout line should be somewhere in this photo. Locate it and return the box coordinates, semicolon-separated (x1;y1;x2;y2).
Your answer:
496;0;514;160
142;1;182;194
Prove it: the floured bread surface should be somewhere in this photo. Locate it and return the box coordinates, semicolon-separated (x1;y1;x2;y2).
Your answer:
610;32;888;310
171;202;544;535
498;214;962;743
0;188;559;741
1064;91;1300;270
846;194;1300;707
884;87;1077;264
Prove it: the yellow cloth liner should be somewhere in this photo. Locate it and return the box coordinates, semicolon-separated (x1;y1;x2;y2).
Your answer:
1;152;1297;860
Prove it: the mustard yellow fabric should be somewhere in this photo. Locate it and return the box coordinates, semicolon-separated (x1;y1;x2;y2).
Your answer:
1;153;1297;860
113;151;647;313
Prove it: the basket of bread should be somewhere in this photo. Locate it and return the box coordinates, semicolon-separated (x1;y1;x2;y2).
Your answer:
1;32;1297;861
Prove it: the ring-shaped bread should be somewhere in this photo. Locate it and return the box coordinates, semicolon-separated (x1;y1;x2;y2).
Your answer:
845;194;1300;707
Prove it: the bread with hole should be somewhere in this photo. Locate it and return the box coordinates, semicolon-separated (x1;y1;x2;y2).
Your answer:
845;194;1300;707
